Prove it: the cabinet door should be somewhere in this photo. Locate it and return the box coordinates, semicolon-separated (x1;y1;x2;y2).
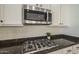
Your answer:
26;4;52;10
50;4;70;27
41;4;52;10
51;4;60;25
48;49;63;54
61;5;70;26
4;4;23;26
62;46;73;54
0;4;4;25
73;44;79;54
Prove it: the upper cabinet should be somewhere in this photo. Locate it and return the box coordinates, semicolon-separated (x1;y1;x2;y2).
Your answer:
0;4;23;26
26;4;52;10
40;4;52;10
50;4;60;26
50;4;70;27
60;5;70;27
0;5;4;25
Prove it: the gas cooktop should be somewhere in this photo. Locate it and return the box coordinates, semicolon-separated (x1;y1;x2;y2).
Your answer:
23;39;58;53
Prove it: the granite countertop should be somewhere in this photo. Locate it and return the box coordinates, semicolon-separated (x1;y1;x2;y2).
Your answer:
0;34;79;54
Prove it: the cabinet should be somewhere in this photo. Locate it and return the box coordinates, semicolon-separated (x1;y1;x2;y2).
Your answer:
41;4;52;10
0;5;4;25
50;4;70;27
60;5;70;27
0;4;23;26
50;4;60;26
27;4;52;10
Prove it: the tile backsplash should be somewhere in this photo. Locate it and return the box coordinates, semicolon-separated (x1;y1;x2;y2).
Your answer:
0;25;61;40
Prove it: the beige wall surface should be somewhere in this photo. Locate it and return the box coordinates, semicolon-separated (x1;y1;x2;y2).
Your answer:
0;26;61;40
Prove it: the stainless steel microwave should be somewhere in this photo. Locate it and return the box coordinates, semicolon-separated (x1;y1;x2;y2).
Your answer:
24;5;52;25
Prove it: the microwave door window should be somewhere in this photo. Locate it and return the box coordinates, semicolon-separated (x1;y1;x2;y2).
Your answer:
24;9;47;21
26;13;45;21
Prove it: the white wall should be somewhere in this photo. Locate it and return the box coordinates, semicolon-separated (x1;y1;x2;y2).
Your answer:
61;4;79;37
